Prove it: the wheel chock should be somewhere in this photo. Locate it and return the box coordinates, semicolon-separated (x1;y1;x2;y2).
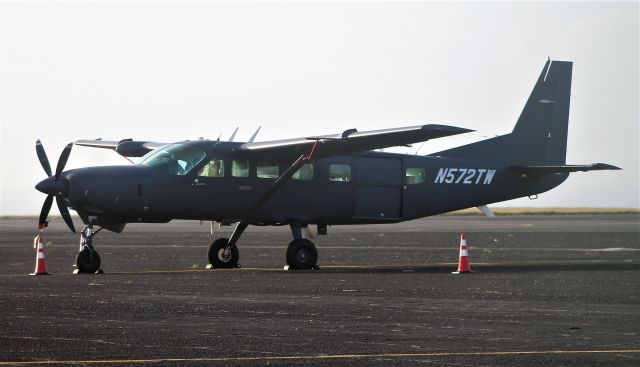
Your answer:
205;263;241;269
73;268;104;274
283;265;320;271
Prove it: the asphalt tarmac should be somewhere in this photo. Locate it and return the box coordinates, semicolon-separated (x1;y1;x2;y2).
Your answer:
1;214;639;366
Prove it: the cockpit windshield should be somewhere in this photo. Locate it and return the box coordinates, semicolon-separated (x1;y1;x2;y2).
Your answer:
137;144;206;175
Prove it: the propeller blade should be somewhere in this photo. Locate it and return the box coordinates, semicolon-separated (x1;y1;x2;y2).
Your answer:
56;195;76;233
55;142;73;178
38;195;54;228
36;140;52;177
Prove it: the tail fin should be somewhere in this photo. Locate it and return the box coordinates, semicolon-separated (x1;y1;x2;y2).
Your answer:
512;59;572;164
433;59;573;165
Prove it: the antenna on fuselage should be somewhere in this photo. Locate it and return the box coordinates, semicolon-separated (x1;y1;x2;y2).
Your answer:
228;127;239;142
248;126;262;143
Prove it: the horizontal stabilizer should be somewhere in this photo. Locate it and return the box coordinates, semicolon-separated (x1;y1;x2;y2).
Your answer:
511;163;621;173
75;139;166;157
238;124;473;160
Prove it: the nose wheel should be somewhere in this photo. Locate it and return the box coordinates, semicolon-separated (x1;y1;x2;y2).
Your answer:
74;223;103;274
76;247;101;273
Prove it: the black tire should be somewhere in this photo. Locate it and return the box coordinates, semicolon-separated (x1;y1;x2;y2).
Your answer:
208;238;239;268
286;239;318;270
76;248;101;273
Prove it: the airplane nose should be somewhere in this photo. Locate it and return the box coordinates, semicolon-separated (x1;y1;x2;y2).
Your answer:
35;177;66;196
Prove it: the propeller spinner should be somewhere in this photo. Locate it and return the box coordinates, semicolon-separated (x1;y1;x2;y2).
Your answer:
34;140;76;233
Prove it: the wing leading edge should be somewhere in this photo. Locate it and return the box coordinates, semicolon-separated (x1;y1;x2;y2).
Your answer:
75;139;167;157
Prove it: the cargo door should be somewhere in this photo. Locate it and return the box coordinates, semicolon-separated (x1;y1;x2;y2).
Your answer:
353;156;402;219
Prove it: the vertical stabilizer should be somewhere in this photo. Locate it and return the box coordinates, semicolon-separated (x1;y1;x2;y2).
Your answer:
433;60;573;165
511;59;572;165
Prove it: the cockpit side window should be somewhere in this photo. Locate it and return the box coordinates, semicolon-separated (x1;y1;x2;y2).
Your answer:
138;144;206;176
198;159;225;178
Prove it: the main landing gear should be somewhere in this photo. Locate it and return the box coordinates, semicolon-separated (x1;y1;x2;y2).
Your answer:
285;223;318;270
74;223;103;274
206;141;323;270
206;222;318;270
206;221;246;268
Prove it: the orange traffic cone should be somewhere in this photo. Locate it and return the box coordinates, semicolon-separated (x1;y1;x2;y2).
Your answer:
452;233;472;274
30;235;50;275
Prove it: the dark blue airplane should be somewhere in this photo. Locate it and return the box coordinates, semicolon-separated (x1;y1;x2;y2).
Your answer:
35;59;619;273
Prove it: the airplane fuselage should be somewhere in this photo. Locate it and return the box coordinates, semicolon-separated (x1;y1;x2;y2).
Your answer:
55;141;567;230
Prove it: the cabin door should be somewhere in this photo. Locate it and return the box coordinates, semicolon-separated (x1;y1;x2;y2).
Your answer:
353;156;402;220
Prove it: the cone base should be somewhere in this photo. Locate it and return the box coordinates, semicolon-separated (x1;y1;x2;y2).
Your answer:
452;271;474;274
29;272;51;275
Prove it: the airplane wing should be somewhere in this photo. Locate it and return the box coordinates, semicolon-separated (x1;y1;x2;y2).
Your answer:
75;139;167;157
236;124;473;160
75;124;472;159
510;163;622;173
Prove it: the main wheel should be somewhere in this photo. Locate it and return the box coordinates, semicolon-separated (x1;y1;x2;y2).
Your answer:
286;239;318;270
208;238;239;268
76;248;101;273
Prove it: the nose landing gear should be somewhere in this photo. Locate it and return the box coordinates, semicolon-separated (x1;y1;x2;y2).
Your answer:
74;224;103;274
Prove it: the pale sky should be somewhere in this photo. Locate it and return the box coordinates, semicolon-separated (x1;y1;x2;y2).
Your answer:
1;1;638;215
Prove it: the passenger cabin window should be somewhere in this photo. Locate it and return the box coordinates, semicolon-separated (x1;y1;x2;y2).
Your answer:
257;162;279;179
292;163;314;181
232;160;249;177
329;164;351;182
406;168;425;185
198;159;225;177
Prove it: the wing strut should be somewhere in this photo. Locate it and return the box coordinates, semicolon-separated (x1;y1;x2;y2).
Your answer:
248;139;320;215
222;140;322;255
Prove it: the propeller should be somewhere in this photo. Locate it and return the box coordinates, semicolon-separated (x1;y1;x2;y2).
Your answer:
35;140;76;233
